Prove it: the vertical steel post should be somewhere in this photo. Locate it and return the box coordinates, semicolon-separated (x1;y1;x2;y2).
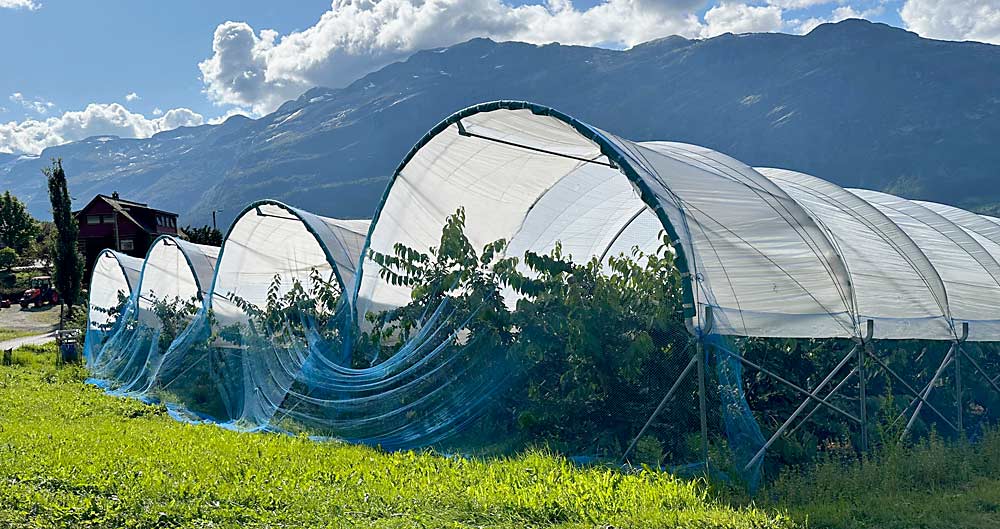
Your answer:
696;307;713;473
859;320;873;452
956;322;968;436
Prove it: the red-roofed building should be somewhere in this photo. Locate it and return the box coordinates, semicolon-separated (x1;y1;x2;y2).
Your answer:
74;192;179;278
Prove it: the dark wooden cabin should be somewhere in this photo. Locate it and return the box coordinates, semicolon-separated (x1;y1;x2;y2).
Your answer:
75;192;178;279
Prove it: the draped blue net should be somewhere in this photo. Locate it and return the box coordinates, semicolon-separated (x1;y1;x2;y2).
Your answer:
97;207;1000;490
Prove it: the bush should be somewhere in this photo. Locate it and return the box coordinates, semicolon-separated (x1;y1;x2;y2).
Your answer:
0;247;17;271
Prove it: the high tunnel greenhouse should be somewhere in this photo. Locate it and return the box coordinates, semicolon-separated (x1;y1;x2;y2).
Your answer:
85;101;1000;484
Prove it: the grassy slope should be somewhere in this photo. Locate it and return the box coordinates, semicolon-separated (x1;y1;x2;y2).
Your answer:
6;345;1000;529
0;346;790;529
758;430;1000;529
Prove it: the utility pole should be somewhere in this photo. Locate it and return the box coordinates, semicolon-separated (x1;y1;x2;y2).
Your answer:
211;209;223;231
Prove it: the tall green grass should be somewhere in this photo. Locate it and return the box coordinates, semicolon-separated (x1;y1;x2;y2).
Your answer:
0;345;790;529
758;428;1000;528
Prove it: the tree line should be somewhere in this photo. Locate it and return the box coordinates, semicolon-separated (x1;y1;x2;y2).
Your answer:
1;160;220;327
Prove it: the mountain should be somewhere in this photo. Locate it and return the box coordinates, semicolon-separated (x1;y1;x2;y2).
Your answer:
2;19;998;228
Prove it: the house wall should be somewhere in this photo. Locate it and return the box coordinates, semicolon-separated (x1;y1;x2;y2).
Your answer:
77;199;179;282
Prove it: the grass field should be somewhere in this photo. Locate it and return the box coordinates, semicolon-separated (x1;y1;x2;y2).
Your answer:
3;344;1000;528
0;344;790;529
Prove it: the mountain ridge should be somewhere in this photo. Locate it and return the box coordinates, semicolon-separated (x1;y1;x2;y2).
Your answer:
2;18;997;227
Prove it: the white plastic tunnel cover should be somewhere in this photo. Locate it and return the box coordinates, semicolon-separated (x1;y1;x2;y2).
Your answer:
208;200;370;325
849;189;1000;342
758;168;954;341
87;249;144;331
137;236;219;315
354;101;863;339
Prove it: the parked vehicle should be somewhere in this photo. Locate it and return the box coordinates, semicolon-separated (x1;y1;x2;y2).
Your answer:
20;276;58;309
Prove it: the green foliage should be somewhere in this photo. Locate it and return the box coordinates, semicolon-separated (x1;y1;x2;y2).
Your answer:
181;224;223;246
366;207;517;356
148;295;200;354
0;355;792;529
44;159;83;312
0;190;38;254
221;268;342;349
89;290;131;332
366;208;693;457
0;247;17;271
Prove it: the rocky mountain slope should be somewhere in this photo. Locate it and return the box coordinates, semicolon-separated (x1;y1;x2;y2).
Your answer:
3;19;997;227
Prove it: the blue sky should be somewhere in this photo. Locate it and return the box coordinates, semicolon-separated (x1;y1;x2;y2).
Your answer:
0;1;331;121
0;0;994;154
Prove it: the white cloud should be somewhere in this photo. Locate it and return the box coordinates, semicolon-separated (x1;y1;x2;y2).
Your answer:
701;3;784;37
207;108;251;125
793;4;884;34
125;92;140;102
0;0;39;10
766;0;834;9
901;0;1000;44
199;0;714;115
9;92;54;115
152;107;163;115
0;103;204;154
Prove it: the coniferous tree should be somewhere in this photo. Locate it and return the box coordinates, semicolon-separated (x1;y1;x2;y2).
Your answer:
181;224;223;246
0;190;38;254
44;159;83;320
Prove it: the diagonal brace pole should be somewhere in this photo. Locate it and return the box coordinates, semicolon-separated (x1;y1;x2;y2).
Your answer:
901;343;956;441
866;350;958;433
720;346;860;425
786;364;858;438
621;350;698;464
743;345;858;471
956;346;1000;399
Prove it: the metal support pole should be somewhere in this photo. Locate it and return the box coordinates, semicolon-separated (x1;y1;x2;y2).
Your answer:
786;364;858;438
956;322;968;435
866;350;958;433
722;346;860;424
957;346;1000;398
902;343;956;441
859;320;873;452
621;351;698;464
696;337;710;473
743;345;858;471
956;344;964;435
893;354;954;427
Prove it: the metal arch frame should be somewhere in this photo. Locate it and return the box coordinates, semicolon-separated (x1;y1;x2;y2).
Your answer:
204;199;357;313
348;100;704;342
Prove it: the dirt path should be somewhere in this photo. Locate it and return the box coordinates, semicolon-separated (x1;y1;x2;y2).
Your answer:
0;331;57;350
0;304;61;333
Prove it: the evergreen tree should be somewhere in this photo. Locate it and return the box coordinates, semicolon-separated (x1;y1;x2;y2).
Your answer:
181;224;223;246
0;190;38;254
44;159;83;319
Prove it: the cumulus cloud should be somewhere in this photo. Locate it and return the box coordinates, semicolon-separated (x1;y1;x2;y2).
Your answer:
901;0;1000;44
199;0;716;115
9;92;54;115
793;4;884;34
125;92;140;102
766;0;834;8
207;108;251;125
0;0;39;10
0;103;204;154
700;3;784;37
